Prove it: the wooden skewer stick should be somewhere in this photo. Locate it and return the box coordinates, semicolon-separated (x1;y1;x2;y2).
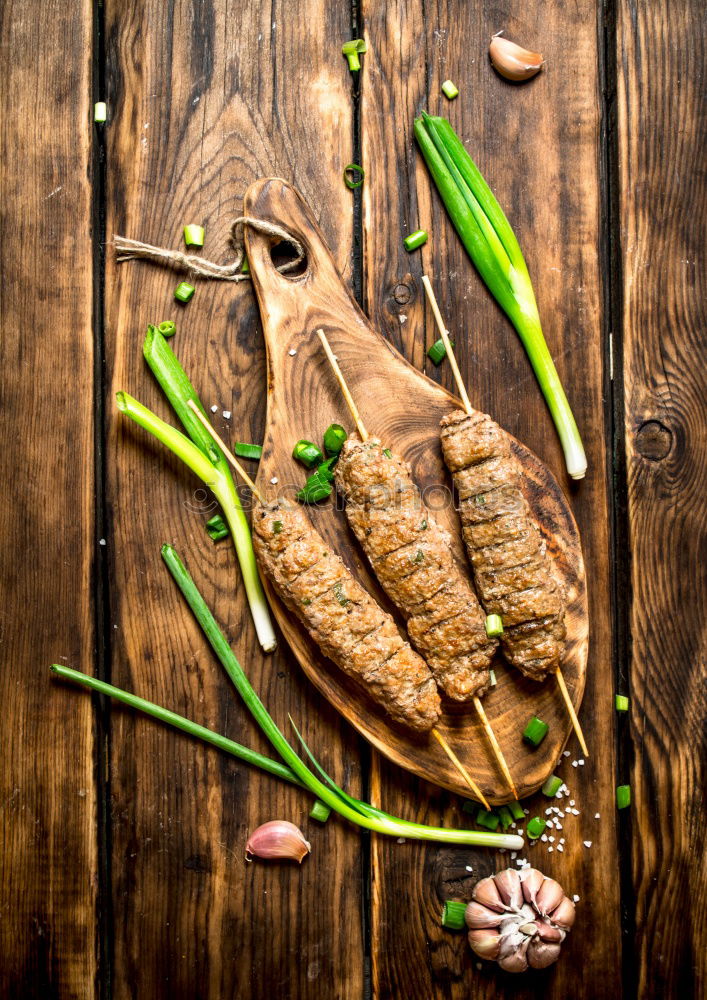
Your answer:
317;327;510;802
187;400;265;503
421;274;589;760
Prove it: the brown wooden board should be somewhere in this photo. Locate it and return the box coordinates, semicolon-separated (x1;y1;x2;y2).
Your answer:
103;2;363;997
361;2;621;996
617;0;707;994
0;0;98;995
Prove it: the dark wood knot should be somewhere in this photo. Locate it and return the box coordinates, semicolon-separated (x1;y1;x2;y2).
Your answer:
635;419;672;461
393;281;413;304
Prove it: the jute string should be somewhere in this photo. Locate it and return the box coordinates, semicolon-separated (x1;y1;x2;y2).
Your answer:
113;216;305;282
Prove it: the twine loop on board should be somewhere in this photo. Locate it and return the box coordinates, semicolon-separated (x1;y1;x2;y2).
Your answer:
112;216;306;282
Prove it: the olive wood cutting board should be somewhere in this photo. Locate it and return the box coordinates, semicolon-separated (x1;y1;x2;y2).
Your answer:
244;177;588;804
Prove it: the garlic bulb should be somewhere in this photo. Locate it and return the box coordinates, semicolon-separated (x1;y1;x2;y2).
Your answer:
489;34;544;82
466;868;575;972
245;820;311;864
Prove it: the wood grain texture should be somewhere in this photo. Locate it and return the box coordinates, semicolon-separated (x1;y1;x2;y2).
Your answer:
0;0;98;995
244;177;587;804
617;0;707;995
104;2;363;997
361;1;621;996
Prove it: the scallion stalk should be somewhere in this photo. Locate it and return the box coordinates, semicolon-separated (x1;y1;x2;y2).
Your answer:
205;514;229;542
522;715;549;748
441;900;467;930
234;441;262;460
309;800;332;823
414;112;587;479
161;543;523;849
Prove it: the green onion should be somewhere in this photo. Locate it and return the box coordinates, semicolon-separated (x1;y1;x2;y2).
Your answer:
293;439;324;468
382;448;393;459
234;441;262;460
206;514;229;542
498;805;513;830
161;543;523;848
315;455;339;483
343;164;365;189
475;809;500;832
183;224;205;248
462;800;476;816
403;229;428;252
94;101;107;123
489;668;497;686
427;338;449;366
542;774;563;797
441;900;467;930
158;320;176;338
341;38;367;72
323;423;347;455
174;281;195;303
616;785;631;810
297;471;332;504
414;112;586;479
309;800;331;823
615;694;629;712
526;817;546;839
119;328;276;652
333;582;350;607
522;716;549;748
441;80;459;100
272;520;283;534
241;257;250;274
484;613;504;638
509;800;525;821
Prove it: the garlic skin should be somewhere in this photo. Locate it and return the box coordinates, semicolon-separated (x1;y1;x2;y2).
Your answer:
489;34;544;82
466;868;575;972
245;820;311;864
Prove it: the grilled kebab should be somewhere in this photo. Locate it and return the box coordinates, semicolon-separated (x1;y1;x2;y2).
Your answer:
252;497;442;734
440;409;567;681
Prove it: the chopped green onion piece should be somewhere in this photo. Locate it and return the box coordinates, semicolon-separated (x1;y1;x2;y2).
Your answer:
309;800;331;823
475;809;500;832
403;229;428;252
498;805;513;830
343;163;365;189
427;337;450;366
382;448;393;458
542;775;563;797
526;817;547;839
158;320;176;338
233;442;262;460
414;112;586;478
508;800;525;821
272;521;283;534
616;785;631;809
297;471;333;504
323;423;347;455
461;800;476;816
485;613;504;638
489;668;497;686
441;900;467;931
94;101;107;123
341;38;367;72
293;439;324;468
441;80;459;100
241;257;250;274
174;282;195;303
205;514;229;542
523;716;549;748
412;549;425;564
183;224;205;248
615;694;629;712
316;455;339;482
333;582;350;607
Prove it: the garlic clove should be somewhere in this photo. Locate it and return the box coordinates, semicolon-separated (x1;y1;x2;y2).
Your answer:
498;936;530;973
489;34;544;82
494;868;523;910
472;875;506;912
468;928;501;960
536;876;564;916
535;920;564;943
519;867;545;906
550;895;577;929
465;900;506;928
527;938;562;969
245;820;311;863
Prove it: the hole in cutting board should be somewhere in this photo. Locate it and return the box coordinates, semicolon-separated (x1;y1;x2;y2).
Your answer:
270;239;308;278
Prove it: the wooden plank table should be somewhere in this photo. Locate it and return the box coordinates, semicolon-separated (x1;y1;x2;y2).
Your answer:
0;1;704;997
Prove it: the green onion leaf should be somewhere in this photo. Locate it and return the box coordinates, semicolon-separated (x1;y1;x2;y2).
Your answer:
461;800;476;816
382;448;393;459
498;805;513;830
293;439;324;468
414;112;587;479
522;716;549;748
323;423;347;455
484;613;504;638
341;38;367;72
315;455;339;482
403;229;428;252
297;471;333;504
616;785;631;810
183;224;205;248
441;80;459;100
206;514;229;542
309;800;332;823
541;774;563;797
427;338;449;366
526;816;547;839
234;441;262;460
475;809;500;832
615;694;629;712
174;281;195;303
508;800;525;821
441;900;467;930
343;164;365;189
158;320;176;338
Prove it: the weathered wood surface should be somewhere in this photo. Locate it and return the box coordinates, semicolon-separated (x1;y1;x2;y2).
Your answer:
245;176;587;804
617;0;707;995
0;0;704;997
0;0;98;995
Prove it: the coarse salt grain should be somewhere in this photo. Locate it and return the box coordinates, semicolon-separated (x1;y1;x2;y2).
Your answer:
540;834;548;842
556;844;564;853
563;750;571;757
572;760;579;767
595;813;601;819
399;315;407;324
578;759;585;766
222;410;231;419
548;836;555;843
210;404;218;413
548;846;554;852
573;894;580;903
569;799;575;806
523;808;529;815
288;348;297;356
466;865;473;872
270;477;278;485
584;841;592;848
511;852;517;859
99;538;106;546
